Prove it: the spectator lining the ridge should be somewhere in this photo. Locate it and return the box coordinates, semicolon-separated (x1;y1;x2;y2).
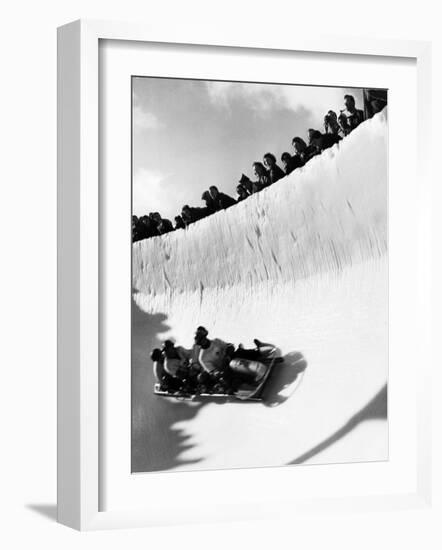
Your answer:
181;205;196;226
209;185;237;211
239;174;254;196
201;190;217;214
323;110;343;137
252;162;271;190
174;215;186;230
152;212;174;235
281;152;294;175
292;136;316;166
263;153;285;184
309;129;341;155
281;152;303;176
339;94;365;136
236;184;249;202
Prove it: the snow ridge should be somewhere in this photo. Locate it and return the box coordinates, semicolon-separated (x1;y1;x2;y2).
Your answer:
133;110;387;298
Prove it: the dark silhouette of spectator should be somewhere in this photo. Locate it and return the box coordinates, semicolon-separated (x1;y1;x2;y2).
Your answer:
252;162;271;190
139;215;152;239
181;205;195;226
239;174;253;195
281;152;293;175
280;152;303;176
339;94;365;136
323;110;343;137
209;186;236;211
201;190;217;215
292;136;317;165
151;212;173;235
263;153;285;184
309;130;341;155
181;204;208;226
236;184;249;202
174;215;186;230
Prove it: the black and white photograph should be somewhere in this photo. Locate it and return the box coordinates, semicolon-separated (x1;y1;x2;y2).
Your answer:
131;76;388;473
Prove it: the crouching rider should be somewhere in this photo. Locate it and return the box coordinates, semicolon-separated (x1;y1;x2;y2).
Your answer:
193;326;234;393
151;340;193;393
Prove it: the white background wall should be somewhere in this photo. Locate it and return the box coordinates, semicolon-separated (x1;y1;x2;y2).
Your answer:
0;0;440;547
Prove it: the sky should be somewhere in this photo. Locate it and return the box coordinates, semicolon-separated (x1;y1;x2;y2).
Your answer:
132;78;364;220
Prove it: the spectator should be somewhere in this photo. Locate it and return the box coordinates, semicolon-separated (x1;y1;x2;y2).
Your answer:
152;212;173;235
236;184;249;202
252;162;271;190
339;94;365;135
201;190;216;215
139;214;158;239
209;185;236;210
174;215;186;230
307;128;319;145
239;174;253;195
292;136;317;165
309;130;341;155
181;205;197;226
181;204;208;225
323;110;343;137
281;152;293;175
263;152;285;184
280;152;303;176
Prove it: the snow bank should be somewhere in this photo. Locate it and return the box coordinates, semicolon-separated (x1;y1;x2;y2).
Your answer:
133;109;387;298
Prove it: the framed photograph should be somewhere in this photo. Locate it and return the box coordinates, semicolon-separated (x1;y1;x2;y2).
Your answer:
57;19;432;530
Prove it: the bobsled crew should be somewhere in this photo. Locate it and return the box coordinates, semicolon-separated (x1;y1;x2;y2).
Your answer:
151;326;283;401
132;90;387;242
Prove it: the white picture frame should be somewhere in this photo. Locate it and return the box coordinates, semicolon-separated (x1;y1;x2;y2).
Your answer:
57;19;433;531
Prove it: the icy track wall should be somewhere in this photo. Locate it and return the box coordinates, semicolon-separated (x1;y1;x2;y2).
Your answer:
133;110;387;298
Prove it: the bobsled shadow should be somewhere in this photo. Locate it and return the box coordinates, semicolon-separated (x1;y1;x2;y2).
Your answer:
261;351;308;407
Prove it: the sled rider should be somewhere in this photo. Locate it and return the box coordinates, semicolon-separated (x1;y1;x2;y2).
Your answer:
150;348;182;392
192;326;232;389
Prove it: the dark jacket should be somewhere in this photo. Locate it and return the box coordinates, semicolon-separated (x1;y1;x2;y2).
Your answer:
201;192;217;215
174;217;186;230
268;164;286;184
212;192;236;211
182;206;210;226
320;133;341;150
301;145;319;164
136;217;158;240
258;173;272;189
251;173;271;193
239;175;254;195
284;154;305;175
340;109;364;135
157;218;174;234
236;191;249;202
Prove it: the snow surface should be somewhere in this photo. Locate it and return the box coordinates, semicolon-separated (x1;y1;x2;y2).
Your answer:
132;109;388;473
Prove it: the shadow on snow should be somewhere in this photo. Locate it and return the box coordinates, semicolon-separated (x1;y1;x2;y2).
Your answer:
287;383;387;465
131;296;207;473
262;351;308;407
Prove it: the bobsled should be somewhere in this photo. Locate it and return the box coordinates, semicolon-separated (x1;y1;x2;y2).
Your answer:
154;344;280;402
